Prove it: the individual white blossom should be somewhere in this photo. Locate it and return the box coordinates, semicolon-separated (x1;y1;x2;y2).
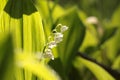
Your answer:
43;49;54;60
54;32;63;43
60;25;68;33
48;41;57;49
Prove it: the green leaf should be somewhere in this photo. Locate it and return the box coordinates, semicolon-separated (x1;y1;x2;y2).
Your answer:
104;6;120;61
49;58;65;79
32;0;65;20
74;57;115;80
0;33;14;80
112;55;120;70
0;0;46;52
80;28;98;52
15;52;61;80
99;27;118;45
111;6;120;27
56;7;85;70
0;0;46;80
0;0;8;15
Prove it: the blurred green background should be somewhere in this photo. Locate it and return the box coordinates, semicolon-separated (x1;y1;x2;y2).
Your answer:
52;0;120;80
56;0;120;66
0;0;120;80
59;0;120;19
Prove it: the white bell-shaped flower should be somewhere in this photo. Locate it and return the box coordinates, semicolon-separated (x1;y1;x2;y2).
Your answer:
60;25;68;33
44;49;54;60
54;32;63;43
48;41;57;49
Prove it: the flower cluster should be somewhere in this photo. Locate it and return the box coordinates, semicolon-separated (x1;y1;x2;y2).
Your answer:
43;24;68;60
36;24;68;60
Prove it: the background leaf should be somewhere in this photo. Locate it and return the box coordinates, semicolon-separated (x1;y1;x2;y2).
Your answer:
0;0;46;80
56;7;85;69
74;56;115;80
49;7;86;80
99;27;118;45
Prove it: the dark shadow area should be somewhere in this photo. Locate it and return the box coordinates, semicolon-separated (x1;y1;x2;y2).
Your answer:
4;0;37;18
48;58;65;80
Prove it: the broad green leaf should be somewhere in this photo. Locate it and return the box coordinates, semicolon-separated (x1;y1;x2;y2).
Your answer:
78;10;87;25
104;6;120;61
0;0;46;80
78;10;99;53
0;0;8;15
15;52;61;80
56;7;85;70
49;58;65;79
111;6;120;27
80;29;98;52
32;0;65;20
32;0;50;19
112;55;120;70
99;27;118;45
0;0;46;52
74;57;115;80
0;33;14;80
